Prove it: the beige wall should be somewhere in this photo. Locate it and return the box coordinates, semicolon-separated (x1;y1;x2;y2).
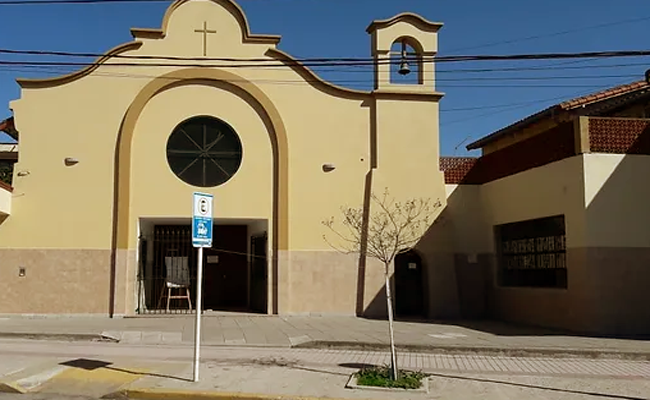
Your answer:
453;153;650;334
0;186;10;216
479;155;587;248
583;153;650;247
579;153;650;334
130;84;274;238
442;156;587;328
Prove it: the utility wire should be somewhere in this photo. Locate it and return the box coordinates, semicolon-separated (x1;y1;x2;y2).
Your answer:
444;15;650;54
447;78;633;152
0;64;640;89
1;58;643;81
3;48;650;65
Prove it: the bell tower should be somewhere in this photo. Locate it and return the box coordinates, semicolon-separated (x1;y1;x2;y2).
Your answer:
364;13;446;223
366;13;443;93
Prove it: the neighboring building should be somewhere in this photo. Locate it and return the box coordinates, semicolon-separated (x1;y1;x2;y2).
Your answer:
439;80;650;336
0;0;447;318
0;144;18;187
0;117;18;141
0;117;18;186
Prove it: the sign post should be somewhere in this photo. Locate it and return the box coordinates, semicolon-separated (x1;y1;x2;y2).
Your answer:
191;192;213;383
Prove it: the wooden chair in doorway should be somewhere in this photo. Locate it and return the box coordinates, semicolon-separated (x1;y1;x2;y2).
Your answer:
157;256;192;312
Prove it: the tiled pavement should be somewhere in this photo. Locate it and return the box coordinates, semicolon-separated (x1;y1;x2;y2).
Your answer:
2;340;650;381
1;313;649;357
2;339;650;398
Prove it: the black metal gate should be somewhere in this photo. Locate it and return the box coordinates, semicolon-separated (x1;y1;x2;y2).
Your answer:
137;224;270;315
138;225;198;314
249;233;268;313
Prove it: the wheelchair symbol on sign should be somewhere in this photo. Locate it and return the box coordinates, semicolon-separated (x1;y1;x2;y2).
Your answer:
197;221;208;236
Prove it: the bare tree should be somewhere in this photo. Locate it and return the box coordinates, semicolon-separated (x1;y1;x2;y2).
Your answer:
322;187;441;380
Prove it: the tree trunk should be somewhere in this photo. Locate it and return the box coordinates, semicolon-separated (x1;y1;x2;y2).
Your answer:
384;267;399;380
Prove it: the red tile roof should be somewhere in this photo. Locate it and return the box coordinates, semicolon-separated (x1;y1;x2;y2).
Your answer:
439;156;478;184
0;180;12;192
559;80;649;109
0;117;18;141
466;80;650;150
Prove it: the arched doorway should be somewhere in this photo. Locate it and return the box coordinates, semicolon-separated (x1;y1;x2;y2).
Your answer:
395;249;426;318
113;68;289;317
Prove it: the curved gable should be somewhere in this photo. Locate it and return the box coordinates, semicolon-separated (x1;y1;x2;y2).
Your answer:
131;0;281;44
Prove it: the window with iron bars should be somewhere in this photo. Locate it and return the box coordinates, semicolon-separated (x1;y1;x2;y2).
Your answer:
495;215;567;289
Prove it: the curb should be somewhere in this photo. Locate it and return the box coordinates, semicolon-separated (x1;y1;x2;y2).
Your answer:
293;341;650;361
107;388;375;400
0;382;24;394
2;332;649;361
0;332;118;343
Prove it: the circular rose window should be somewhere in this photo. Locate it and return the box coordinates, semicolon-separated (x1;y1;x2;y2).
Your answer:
166;116;243;187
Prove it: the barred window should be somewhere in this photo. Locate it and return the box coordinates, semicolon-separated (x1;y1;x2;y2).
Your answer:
495;215;567;288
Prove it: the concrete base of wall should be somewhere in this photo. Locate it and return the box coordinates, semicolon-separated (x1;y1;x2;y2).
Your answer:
0;249;113;315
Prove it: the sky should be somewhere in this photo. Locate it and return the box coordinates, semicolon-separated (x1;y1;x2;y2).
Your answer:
1;0;650;156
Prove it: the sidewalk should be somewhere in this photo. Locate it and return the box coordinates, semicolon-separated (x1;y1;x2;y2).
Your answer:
1;313;650;359
1;339;650;400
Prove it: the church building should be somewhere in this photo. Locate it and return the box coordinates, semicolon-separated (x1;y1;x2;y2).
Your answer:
0;0;447;319
2;0;649;337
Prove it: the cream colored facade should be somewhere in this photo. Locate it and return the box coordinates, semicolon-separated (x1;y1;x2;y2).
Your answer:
0;185;10;217
0;0;447;316
441;114;650;335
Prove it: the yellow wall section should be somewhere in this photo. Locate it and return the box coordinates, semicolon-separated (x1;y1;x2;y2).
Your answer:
129;84;274;246
479;155;587;249
0;187;10;216
443;184;491;254
583;153;650;247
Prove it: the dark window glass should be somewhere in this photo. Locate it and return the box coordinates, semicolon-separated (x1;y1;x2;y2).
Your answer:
495;215;568;289
166;116;243;187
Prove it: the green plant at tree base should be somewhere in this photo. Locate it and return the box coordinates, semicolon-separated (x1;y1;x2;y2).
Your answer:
355;365;428;389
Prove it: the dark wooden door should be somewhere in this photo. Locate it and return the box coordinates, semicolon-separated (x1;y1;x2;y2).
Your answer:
203;225;248;311
394;250;425;318
249;233;268;313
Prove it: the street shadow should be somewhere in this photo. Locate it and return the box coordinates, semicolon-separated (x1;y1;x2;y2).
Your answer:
59;358;192;382
209;357;350;377
338;363;377;370
428;372;649;400
289;365;349;377
358;314;650;340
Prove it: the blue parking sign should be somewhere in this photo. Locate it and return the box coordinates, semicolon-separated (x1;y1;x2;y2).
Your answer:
192;192;213;248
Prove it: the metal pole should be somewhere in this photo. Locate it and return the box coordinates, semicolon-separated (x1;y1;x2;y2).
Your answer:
193;246;204;382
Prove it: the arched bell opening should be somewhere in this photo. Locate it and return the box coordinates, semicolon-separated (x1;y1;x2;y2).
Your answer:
389;37;424;85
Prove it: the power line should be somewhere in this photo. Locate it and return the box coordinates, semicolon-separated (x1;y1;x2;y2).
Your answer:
3;48;650;66
447;79;633;152
0;62;641;83
436;60;650;74
305;60;650;75
443;15;650;54
0;64;638;92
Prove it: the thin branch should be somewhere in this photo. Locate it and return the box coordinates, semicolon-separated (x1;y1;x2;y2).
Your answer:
322;188;442;269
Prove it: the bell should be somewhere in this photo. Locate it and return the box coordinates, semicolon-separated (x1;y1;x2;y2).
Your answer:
398;40;411;76
398;60;411;75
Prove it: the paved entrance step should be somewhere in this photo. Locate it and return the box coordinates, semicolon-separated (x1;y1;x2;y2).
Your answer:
0;358;185;397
